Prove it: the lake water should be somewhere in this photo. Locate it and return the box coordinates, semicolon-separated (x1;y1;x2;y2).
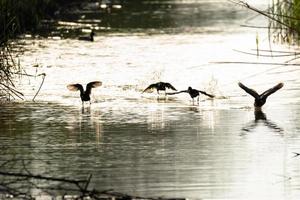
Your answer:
1;0;300;199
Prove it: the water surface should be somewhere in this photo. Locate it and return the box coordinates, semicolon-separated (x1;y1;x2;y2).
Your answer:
2;0;300;199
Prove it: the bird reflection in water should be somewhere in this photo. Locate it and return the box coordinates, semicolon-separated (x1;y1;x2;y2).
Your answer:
189;106;200;113
241;110;283;134
67;107;102;145
81;105;91;114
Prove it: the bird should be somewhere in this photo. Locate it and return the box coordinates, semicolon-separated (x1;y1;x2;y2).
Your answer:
142;82;177;95
67;81;102;105
78;30;95;42
168;86;214;104
238;82;284;110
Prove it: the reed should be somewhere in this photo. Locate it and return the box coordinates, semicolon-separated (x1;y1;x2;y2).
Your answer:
232;0;300;44
268;0;300;43
0;45;24;101
0;0;60;101
291;0;300;36
0;0;22;101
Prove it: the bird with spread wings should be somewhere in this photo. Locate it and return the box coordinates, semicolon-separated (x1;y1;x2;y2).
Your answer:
167;86;214;104
142;82;177;95
67;81;102;105
238;82;283;110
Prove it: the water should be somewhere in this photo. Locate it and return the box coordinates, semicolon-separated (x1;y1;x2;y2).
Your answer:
2;0;300;199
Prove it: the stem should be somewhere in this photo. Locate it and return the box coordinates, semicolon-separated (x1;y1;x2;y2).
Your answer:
32;73;46;102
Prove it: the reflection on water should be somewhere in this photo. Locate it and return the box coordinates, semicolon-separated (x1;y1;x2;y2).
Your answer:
42;0;263;37
1;102;300;199
2;0;300;199
241;110;284;134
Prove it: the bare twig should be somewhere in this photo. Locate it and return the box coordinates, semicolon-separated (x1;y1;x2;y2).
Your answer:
240;24;288;29
233;49;300;57
32;73;46;102
212;61;300;66
0;171;86;185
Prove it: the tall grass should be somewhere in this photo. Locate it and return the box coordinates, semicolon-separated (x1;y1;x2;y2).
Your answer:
0;0;60;101
266;0;300;43
291;0;300;35
233;0;300;44
0;0;23;101
269;0;300;43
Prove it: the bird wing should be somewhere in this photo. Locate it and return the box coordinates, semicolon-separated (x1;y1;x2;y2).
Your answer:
165;82;177;91
260;83;283;99
166;90;188;95
86;81;102;95
67;84;84;93
197;90;215;98
142;83;157;93
238;82;260;99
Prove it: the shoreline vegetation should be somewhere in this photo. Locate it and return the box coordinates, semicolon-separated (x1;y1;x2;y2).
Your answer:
232;0;300;44
217;0;300;66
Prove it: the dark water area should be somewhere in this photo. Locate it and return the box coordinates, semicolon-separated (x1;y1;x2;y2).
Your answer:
2;0;300;199
38;0;264;37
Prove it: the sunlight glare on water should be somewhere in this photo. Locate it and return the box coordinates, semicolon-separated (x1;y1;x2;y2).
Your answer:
2;0;300;199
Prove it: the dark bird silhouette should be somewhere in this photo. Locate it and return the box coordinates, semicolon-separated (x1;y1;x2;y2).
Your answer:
168;86;214;104
78;31;95;42
238;82;283;110
67;81;102;104
142;82;177;95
